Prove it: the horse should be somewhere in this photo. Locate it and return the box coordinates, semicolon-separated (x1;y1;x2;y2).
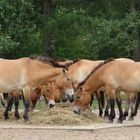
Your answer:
4;81;61;120
64;58;136;118
30;81;61;110
0;57;73;122
91;58;137;120
74;58;140;123
61;59;106;113
30;56;74;102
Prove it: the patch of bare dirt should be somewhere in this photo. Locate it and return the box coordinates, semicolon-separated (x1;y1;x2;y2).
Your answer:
0;126;140;140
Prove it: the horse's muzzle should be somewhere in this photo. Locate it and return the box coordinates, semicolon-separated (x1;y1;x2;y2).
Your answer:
73;106;81;114
49;103;55;108
48;100;55;108
69;95;74;102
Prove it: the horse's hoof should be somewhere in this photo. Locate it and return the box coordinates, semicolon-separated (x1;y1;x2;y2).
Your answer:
117;119;123;123
99;114;102;117
128;117;134;121
25;120;30;124
15;115;20;120
123;117;126;120
103;116;109;120
24;118;29;123
107;119;113;123
4;116;9;120
4;113;9;120
104;114;109;118
23;115;29;123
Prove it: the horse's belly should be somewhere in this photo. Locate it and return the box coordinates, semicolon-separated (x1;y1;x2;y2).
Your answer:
0;80;22;93
118;78;140;93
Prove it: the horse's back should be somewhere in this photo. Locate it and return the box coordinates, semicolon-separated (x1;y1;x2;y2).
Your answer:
0;58;32;92
100;60;140;92
69;59;103;87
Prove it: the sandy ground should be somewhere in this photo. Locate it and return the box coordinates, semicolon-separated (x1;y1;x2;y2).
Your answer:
0;126;140;140
0;110;140;140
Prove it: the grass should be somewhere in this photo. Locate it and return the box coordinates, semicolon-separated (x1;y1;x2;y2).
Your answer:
91;95;131;110
0;95;132;111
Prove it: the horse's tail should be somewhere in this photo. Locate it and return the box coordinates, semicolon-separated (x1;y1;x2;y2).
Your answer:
100;91;105;109
134;92;140;116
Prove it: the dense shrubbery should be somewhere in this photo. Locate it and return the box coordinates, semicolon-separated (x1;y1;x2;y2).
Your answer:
0;0;140;59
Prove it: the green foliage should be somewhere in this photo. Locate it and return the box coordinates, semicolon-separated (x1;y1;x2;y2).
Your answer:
0;0;140;59
0;0;43;58
47;11;98;59
0;34;19;58
92;12;140;59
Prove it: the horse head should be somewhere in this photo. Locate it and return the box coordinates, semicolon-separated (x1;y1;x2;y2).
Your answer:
56;69;74;102
41;82;60;108
74;86;91;114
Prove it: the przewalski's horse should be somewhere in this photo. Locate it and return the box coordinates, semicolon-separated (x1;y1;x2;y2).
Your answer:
64;59;105;114
63;58;134;117
31;56;74;102
0;57;71;122
4;81;61;120
74;58;139;123
30;81;61;110
96;58;137;120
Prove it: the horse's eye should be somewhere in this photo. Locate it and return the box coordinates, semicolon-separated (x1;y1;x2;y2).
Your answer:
76;96;81;100
67;78;70;81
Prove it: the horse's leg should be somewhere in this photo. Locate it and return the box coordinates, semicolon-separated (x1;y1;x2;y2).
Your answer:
90;94;94;107
0;93;6;108
30;99;38;111
128;94;137;121
8;94;14;111
22;86;31;122
123;94;130;120
88;94;94;112
104;96;109;118
107;87;116;123
4;95;13;120
116;92;123;123
14;95;20;120
133;92;140;116
95;91;103;117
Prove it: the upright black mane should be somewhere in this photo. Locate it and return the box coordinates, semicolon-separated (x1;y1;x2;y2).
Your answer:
65;59;81;67
30;56;68;70
77;58;114;88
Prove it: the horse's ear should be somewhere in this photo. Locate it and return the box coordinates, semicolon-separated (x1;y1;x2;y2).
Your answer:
45;81;50;85
77;86;83;91
51;81;56;85
63;68;67;74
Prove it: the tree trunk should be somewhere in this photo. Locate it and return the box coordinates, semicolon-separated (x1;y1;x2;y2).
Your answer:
42;0;52;56
133;29;140;61
131;0;140;61
133;46;140;61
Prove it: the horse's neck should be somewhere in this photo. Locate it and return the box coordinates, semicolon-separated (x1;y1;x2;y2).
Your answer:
46;72;62;82
55;75;63;88
83;72;102;93
33;65;62;84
